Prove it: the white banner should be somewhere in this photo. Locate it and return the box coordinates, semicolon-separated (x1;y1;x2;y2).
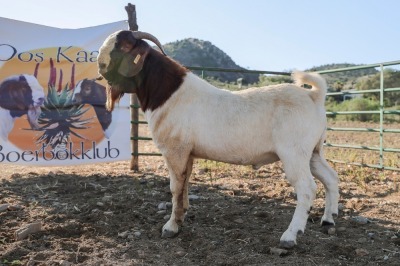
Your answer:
0;18;132;166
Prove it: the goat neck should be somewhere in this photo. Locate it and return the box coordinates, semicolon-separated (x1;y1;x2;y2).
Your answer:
135;49;188;112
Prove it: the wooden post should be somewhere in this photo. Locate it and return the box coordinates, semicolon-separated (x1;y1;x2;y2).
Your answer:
125;3;139;171
125;3;138;31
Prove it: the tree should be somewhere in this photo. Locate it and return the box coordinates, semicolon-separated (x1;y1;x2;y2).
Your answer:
356;69;400;106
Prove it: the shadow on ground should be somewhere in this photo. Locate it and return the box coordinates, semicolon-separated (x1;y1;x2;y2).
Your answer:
0;161;399;265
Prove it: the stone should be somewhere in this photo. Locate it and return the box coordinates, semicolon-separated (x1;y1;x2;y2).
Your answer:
11;173;22;179
328;227;336;235
197;168;208;175
7;205;23;211
270;247;288;256
234;218;244;224
59;260;73;266
118;231;129;238
176;250;186;257
15;221;42;241
26;260;36;266
188;195;200;201
357;237;367;243
352;216;370;225
102;196;112;202
137;250;146;258
355;248;369;256
48;171;56;177
158;202;167;210
0;204;9;212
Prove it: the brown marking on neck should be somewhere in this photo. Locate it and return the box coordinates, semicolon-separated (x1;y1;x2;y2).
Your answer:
135;48;188;112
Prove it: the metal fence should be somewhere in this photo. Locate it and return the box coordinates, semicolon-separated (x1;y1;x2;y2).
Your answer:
130;60;400;171
317;60;400;171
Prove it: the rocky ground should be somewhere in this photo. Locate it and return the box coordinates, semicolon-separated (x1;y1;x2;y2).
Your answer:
0;158;399;265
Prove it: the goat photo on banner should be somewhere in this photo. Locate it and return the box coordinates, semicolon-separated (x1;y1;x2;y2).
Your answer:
0;74;45;143
0;17;131;166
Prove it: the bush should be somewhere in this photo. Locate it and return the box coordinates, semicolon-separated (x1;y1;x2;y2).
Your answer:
327;98;380;122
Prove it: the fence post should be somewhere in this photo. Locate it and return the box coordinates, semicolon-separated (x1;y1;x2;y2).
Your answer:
125;3;140;171
379;64;384;169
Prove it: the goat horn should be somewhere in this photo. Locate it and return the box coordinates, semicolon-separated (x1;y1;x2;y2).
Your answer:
132;31;167;56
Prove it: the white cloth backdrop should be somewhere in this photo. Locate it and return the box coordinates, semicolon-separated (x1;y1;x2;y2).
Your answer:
0;18;132;166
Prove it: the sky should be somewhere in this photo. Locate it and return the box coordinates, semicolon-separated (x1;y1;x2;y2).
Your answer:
1;0;399;71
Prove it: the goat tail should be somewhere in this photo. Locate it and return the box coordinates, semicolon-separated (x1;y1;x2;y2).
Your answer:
292;71;327;105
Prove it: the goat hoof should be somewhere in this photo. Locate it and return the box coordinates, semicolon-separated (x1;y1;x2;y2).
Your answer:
321;220;335;234
279;240;296;249
161;229;179;238
161;219;179;238
321;220;335;226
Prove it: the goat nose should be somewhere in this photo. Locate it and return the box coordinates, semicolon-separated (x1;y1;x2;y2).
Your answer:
37;97;45;105
72;95;81;103
99;63;107;70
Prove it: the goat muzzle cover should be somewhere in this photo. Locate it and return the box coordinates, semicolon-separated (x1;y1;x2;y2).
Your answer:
117;46;149;77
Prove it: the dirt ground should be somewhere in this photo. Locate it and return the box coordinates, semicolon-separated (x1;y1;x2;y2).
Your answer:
1;156;399;266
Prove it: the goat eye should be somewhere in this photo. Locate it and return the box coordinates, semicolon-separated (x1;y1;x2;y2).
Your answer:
120;42;133;53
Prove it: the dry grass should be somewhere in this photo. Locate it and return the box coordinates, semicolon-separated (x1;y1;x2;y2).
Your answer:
325;120;400;169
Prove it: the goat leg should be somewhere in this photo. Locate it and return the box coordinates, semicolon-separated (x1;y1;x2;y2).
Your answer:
161;152;193;238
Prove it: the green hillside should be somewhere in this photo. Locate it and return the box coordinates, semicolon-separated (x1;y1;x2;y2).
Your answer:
163;38;259;84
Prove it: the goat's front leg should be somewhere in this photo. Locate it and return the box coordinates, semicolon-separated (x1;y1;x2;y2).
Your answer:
162;155;193;238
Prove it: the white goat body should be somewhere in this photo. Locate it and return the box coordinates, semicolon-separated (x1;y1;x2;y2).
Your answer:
146;72;326;168
97;30;339;248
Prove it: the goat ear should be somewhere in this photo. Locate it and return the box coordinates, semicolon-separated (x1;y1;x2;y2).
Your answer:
11;87;29;110
0;81;27;110
118;51;147;77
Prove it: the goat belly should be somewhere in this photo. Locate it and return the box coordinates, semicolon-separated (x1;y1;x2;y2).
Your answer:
191;144;279;166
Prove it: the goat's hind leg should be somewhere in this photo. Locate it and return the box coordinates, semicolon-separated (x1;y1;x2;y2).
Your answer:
310;151;339;226
279;156;317;248
161;154;193;238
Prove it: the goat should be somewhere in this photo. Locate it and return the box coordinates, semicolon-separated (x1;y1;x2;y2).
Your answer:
0;74;45;143
72;79;114;138
97;30;339;248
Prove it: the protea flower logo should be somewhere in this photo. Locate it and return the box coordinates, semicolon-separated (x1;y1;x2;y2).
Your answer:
36;59;92;159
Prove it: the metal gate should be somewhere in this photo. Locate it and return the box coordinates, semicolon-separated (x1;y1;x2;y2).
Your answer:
130;60;400;171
